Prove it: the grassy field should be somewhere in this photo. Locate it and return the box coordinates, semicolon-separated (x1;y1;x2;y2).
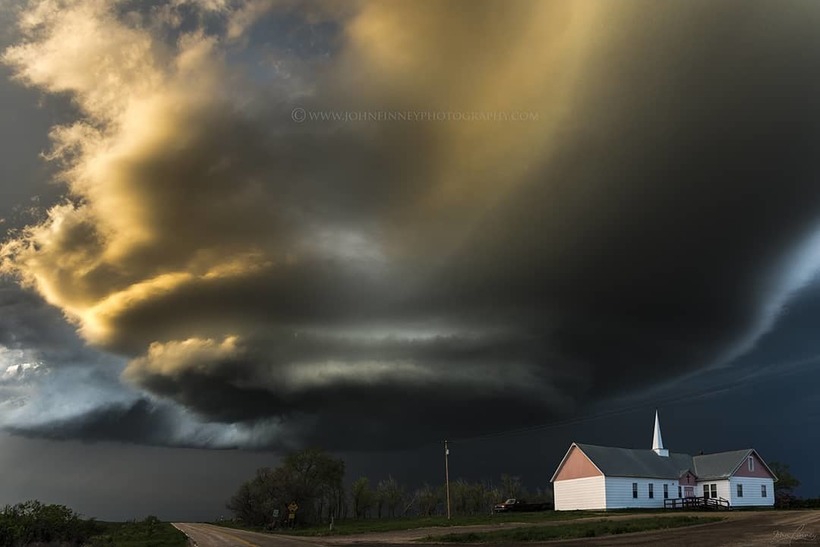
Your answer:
215;510;629;537
88;518;188;547
425;515;724;543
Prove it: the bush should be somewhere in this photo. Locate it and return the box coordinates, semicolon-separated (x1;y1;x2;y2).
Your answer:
783;497;820;509
0;500;101;547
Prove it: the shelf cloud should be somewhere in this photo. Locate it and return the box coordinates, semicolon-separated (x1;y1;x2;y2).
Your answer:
3;0;820;449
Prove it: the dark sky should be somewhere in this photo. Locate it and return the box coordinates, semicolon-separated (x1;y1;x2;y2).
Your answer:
0;0;819;520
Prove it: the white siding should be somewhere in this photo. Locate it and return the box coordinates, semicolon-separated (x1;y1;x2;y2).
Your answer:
554;476;606;510
728;477;775;507
696;480;731;502
605;477;678;509
556;474;774;510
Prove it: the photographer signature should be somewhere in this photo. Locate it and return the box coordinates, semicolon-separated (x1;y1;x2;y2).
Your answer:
772;524;819;545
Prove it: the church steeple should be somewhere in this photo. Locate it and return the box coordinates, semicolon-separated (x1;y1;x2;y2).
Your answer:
652;409;669;457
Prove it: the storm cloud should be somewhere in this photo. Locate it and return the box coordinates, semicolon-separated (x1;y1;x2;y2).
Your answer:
2;0;820;450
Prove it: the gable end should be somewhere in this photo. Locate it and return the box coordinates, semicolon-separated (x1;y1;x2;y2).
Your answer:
551;444;604;482
732;450;778;480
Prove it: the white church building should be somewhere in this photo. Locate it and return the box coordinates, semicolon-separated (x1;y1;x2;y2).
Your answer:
550;411;777;510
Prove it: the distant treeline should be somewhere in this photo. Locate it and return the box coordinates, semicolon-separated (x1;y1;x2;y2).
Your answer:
226;448;553;527
228;451;814;528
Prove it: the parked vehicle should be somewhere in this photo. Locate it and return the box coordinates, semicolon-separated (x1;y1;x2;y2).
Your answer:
493;498;552;513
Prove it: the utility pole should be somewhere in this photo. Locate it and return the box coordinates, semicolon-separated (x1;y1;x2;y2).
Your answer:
445;440;451;520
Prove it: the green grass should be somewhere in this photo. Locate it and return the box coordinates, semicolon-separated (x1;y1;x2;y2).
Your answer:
424;515;724;543
214;511;607;537
88;518;188;547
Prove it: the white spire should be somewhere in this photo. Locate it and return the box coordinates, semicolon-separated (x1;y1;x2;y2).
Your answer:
652;409;669;457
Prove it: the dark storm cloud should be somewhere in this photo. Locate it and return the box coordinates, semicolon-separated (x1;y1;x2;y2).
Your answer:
0;282;134;373
0;285;55;349
122;331;583;449
6;398;174;445
2;0;820;450
418;0;820;397
8;396;269;450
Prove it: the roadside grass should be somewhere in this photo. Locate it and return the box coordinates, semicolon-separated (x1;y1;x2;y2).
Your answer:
423;515;724;543
214;511;616;537
88;518;188;547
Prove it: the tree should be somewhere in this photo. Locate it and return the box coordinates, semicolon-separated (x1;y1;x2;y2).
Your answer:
227;448;345;526
483;482;503;513
499;474;526;499
351;477;375;518
465;481;490;515
376;476;405;518
449;479;469;515
415;483;443;516
286;450;345;522
445;480;501;516
226;468;279;527
768;461;800;507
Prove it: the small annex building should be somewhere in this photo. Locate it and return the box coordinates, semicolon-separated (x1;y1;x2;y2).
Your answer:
550;411;777;510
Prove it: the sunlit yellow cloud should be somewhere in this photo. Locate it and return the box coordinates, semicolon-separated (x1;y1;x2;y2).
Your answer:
0;2;613;449
344;1;602;206
1;0;608;365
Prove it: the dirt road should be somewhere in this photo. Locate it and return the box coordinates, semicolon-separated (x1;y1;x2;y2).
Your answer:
173;523;327;547
319;511;820;545
176;510;820;546
544;510;820;546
